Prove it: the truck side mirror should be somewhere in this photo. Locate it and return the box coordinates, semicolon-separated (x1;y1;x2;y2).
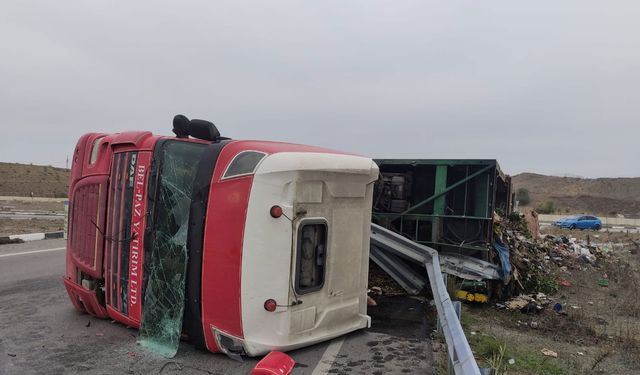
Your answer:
189;119;221;141
172;114;190;138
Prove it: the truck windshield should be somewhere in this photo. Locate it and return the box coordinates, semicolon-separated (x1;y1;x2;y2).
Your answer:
139;140;206;357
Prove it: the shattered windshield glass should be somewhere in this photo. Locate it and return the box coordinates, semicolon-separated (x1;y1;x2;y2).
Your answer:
138;140;206;358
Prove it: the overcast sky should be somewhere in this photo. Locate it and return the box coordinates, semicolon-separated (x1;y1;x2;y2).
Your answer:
1;1;638;177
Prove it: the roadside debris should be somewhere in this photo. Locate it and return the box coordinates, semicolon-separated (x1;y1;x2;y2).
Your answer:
503;293;551;313
492;213;611;301
251;351;295;375
541;348;558;358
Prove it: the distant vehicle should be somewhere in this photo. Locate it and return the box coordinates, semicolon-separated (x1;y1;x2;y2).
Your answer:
553;215;602;230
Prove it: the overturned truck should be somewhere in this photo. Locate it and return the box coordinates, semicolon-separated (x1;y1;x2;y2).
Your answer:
371;159;513;296
64;115;379;357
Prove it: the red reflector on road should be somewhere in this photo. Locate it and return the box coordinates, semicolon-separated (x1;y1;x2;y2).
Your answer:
251;351;295;375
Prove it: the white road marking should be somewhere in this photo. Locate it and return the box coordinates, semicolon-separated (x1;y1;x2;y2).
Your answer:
0;247;65;258
311;337;345;375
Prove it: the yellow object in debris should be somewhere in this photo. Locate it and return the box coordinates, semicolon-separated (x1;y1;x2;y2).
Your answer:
455;290;488;303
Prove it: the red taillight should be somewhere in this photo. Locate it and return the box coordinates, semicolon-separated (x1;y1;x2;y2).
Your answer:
270;205;283;218
264;299;277;312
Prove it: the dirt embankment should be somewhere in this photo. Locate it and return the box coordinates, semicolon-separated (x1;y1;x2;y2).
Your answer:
0;162;69;198
513;173;640;218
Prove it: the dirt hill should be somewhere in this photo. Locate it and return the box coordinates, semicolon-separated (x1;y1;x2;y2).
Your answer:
513;173;640;218
0;162;69;198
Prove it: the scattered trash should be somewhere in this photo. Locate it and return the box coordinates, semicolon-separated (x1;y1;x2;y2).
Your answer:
85;321;91;328
598;279;609;287
127;352;136;358
553;303;563;313
492;213;619;303
577;352;585;356
505;296;530;310
508;358;516;365
559;280;572;287
530;321;539;329
7;353;16;357
95;332;104;337
541;348;558;358
367;296;377;306
251;351;296;375
520;301;542;314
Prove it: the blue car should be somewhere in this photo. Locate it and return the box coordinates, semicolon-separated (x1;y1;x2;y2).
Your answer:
553;215;602;230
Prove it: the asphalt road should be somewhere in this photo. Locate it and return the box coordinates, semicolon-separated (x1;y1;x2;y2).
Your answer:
0;240;434;375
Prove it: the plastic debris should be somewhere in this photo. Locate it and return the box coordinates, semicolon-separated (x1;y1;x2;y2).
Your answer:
541;348;558;357
251;351;296;375
553;303;563;313
559;280;572;287
508;358;516;365
505;296;530;310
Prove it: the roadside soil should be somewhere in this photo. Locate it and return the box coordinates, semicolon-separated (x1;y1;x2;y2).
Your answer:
0;199;65;237
0;218;64;237
0;199;65;213
461;227;640;374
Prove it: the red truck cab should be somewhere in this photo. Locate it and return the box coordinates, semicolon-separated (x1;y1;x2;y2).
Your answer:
64;116;378;357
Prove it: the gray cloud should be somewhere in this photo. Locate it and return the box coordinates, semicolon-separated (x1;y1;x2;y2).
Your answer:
1;1;638;177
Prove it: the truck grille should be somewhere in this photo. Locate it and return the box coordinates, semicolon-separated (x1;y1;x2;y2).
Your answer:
105;151;138;314
68;175;108;279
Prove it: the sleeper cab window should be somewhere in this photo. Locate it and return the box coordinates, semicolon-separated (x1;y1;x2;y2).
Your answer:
295;221;328;294
222;151;267;179
89;136;106;164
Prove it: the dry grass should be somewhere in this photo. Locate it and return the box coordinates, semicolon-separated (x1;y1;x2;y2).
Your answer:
0;162;69;198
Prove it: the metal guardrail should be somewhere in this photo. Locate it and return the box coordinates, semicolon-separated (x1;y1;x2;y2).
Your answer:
370;224;480;375
439;253;500;281
369;246;427;294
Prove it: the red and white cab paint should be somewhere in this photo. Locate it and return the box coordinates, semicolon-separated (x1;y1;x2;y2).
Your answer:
64;130;378;356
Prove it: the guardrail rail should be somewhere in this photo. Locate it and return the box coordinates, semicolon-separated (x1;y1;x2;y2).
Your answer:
370;223;480;375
